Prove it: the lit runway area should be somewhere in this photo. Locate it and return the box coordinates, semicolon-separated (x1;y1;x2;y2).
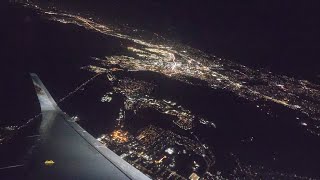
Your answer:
25;74;150;180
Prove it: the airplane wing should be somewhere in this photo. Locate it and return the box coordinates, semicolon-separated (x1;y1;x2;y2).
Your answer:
27;73;151;180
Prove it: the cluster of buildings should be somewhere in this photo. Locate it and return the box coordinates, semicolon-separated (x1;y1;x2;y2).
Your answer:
97;125;215;179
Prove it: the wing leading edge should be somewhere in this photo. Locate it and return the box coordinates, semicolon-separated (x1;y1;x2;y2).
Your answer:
29;73;151;180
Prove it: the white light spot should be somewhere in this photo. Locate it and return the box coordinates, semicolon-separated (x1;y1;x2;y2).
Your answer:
165;148;174;155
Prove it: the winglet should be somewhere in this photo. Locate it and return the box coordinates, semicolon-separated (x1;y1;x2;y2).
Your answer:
30;73;61;112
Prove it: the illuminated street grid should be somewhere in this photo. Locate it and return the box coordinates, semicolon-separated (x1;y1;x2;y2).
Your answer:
23;2;320;136
14;2;320;179
97;125;215;179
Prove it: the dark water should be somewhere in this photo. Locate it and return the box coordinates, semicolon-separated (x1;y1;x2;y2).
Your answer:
2;1;320;179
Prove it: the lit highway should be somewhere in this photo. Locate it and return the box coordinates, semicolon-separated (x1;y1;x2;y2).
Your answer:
9;2;320;179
